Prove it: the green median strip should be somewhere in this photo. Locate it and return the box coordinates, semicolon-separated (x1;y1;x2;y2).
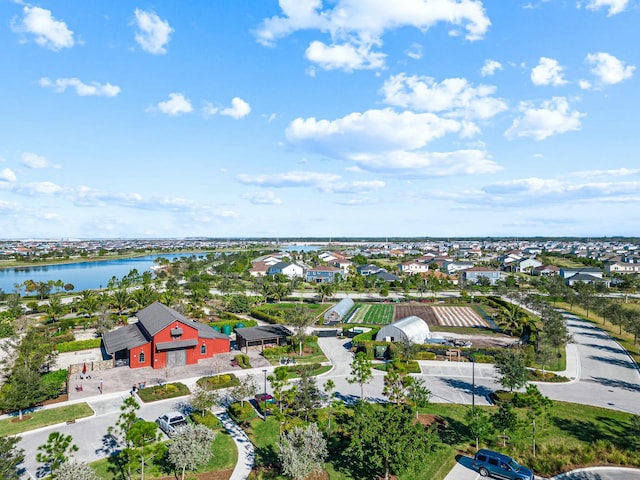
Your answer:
0;403;94;436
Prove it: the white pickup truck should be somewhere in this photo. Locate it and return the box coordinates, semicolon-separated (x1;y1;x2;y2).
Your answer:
155;411;188;437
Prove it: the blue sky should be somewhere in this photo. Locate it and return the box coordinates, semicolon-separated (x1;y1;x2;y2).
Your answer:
1;0;639;239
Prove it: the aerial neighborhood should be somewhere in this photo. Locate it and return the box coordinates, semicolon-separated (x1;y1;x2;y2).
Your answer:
0;237;639;479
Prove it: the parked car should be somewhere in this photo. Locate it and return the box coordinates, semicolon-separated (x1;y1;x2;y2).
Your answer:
472;449;533;480
254;393;276;405
155;411;187;437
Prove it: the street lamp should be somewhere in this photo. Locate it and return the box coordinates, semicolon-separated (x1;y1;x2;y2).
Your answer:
262;369;267;394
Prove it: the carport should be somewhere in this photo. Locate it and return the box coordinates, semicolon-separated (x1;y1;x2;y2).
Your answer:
235;325;292;353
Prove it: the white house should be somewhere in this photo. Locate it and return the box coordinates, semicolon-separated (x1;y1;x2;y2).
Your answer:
267;262;304;278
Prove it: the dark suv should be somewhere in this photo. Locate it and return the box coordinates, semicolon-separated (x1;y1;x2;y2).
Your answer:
472;449;533;480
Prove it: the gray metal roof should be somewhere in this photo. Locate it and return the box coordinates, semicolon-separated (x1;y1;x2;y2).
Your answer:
235;325;292;342
375;316;431;344
136;302;228;340
324;297;354;321
156;339;198;351
102;324;149;354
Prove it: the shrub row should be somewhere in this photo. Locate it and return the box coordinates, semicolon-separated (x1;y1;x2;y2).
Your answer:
55;338;101;353
196;373;240;390
234;354;252;369
249;308;281;324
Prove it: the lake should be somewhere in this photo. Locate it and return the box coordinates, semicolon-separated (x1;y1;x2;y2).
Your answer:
0;253;206;294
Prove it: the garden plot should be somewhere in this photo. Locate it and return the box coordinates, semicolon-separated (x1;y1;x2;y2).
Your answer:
432;306;488;327
349;303;394;324
394;304;488;328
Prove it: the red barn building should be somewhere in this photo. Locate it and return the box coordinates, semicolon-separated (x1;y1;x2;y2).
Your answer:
102;302;230;369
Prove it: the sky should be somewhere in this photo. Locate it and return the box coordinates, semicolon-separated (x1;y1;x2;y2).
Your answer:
0;0;639;239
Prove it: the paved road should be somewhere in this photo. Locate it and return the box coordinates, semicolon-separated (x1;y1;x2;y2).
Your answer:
536;312;640;415
14;310;640;478
444;458;640;480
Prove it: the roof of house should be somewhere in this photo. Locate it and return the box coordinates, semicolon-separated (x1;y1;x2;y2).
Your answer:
103;302;228;354
567;273;607;282
235;325;293;342
102;323;149;354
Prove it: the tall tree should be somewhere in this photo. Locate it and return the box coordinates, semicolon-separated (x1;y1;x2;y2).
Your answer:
494;348;528;392
515;384;552;457
127;420;161;480
346;403;437;480
292;368;322;421
348;351;373;401
0;436;25;480
36;432;79;476
465;408;494;450
168;424;217;480
278;423;328;480
492;403;518;447
231;374;258;408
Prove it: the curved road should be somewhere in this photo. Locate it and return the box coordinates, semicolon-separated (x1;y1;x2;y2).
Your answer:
16;310;640;478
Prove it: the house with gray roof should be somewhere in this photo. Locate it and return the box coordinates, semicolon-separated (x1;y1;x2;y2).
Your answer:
102;302;230;369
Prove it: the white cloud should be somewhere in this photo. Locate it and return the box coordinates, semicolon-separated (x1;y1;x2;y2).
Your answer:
322;180;386;193
39;77;121;97
237;171;341;188
578;79;592;90
244;191;283;205
530;57;568;86
381;74;508;120
21;152;60;169
221;97;251;119
305;40;386;71
349;149;502;176
13;181;63;196
569;167;640;178
13;6;74;51
480;59;502;77
285;108;503;176
586;52;635;85
581;0;629;16
407;43;423;60
287;108;463;156
0;168;17;182
505;97;584;140
255;0;491;71
149;93;193;116
134;9;173;55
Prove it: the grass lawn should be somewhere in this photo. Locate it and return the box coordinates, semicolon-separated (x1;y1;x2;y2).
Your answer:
243;400;640;480
91;429;237;479
0;403;94;436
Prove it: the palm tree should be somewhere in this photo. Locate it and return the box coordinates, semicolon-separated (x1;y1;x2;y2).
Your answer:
497;303;529;336
316;283;335;303
45;295;64;323
110;288;131;316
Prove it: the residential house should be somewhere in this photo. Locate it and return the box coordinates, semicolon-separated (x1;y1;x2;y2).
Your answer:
517;258;542;273
267;261;304;279
532;264;560;276
461;267;501;286
305;266;342;283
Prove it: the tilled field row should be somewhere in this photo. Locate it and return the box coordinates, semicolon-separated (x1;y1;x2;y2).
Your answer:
432;306;487;327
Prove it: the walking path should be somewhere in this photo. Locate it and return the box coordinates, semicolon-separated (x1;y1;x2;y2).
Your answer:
215;411;255;480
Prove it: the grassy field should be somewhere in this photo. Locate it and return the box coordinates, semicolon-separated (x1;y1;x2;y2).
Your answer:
242;400;640;479
91;427;237;479
0;403;94;436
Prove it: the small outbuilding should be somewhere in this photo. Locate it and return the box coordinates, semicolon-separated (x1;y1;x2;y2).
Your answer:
375;316;430;344
323;297;355;324
234;325;293;353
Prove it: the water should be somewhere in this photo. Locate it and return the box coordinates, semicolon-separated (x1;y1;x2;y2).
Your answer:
280;245;321;253
0;253;205;294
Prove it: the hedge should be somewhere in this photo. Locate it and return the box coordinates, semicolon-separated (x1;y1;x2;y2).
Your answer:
234;354;252;369
249;308;282;324
196;373;240;390
55;338;101;353
209;317;258;330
